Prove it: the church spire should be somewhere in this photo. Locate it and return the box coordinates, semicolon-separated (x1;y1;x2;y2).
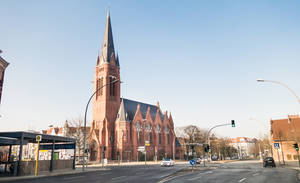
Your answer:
99;10;116;65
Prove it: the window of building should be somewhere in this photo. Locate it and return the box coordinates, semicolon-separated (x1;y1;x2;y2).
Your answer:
167;134;170;144
100;78;103;95
110;77;113;96
159;133;161;144
109;76;116;96
149;132;152;143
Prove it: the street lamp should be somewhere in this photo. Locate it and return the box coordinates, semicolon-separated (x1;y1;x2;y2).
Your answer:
82;79;119;171
256;79;300;165
256;79;300;104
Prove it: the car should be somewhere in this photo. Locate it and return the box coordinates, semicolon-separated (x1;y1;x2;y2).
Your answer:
263;157;276;167
160;158;175;167
196;158;202;164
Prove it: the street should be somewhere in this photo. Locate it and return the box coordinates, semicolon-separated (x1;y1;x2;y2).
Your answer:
161;160;299;183
4;160;300;183
4;163;187;183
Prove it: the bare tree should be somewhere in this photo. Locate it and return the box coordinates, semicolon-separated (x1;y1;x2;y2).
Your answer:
65;117;90;162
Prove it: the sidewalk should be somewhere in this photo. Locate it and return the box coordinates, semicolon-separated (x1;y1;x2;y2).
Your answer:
0;167;110;182
281;161;300;180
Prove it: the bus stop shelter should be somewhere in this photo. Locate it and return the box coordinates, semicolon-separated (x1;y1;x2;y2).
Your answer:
0;131;76;176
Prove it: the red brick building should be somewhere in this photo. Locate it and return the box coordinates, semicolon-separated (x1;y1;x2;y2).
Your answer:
270;115;300;162
88;12;179;161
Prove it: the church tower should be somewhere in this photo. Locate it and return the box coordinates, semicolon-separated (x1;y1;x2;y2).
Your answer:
92;11;120;160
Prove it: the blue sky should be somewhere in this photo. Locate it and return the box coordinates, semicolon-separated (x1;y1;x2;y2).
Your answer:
1;0;300;138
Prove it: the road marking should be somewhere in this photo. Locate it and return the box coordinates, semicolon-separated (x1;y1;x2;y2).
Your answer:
100;172;111;176
158;173;188;183
253;173;260;176
187;171;214;181
63;175;85;180
112;176;127;180
239;178;247;182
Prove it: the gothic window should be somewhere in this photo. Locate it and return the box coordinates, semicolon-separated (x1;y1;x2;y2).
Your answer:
100;78;103;95
145;123;151;132
135;122;142;131
159;133;161;144
167;134;170;144
155;124;161;133
109;76;117;96
164;125;169;134
110;77;113;96
135;121;142;144
149;132;152;143
96;79;100;97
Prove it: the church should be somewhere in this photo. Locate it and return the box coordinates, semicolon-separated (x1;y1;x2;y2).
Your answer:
88;12;180;161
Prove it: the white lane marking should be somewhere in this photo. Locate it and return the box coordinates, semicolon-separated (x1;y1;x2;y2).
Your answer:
253;173;260;176
111;175;127;180
63;175;85;180
187;171;214;181
101;172;111;176
158;173;189;183
239;178;247;182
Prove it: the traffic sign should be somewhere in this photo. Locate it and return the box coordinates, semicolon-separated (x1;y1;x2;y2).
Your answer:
190;159;195;166
138;146;145;152
274;143;280;149
36;135;42;142
145;141;150;146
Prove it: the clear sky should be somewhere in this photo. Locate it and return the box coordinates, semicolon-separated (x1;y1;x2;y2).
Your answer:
1;0;300;138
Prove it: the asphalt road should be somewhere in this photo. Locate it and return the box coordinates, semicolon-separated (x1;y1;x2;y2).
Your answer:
4;160;300;183
5;163;187;183
161;160;299;183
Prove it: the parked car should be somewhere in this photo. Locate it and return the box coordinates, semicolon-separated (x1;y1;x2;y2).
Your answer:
196;158;202;164
161;158;174;167
263;157;276;167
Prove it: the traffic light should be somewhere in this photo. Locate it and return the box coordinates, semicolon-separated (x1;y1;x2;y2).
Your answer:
231;120;235;127
293;143;299;151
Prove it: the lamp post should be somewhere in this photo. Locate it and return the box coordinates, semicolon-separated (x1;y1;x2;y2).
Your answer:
256;79;300;104
257;79;300;165
82;79;119;171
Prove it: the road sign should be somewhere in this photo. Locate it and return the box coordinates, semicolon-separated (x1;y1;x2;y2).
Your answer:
36;135;42;142
190;159;195;166
138;146;145;152
145;140;150;146
274;143;280;149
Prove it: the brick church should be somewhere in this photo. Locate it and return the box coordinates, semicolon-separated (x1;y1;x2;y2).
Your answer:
88;12;180;161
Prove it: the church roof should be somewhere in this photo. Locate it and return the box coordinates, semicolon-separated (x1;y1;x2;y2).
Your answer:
0;55;9;69
117;98;165;123
99;10;119;66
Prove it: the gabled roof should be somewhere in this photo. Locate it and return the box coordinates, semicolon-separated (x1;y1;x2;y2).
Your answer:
117;98;164;122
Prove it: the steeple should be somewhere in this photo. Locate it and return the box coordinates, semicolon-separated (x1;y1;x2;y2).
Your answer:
99;10;116;65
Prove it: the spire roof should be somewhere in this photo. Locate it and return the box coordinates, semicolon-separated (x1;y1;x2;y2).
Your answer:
99;10;117;65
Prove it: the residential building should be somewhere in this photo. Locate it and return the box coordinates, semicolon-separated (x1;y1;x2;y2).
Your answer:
229;137;256;159
270;115;300;162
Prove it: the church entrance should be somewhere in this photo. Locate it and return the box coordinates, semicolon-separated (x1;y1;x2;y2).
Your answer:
89;140;98;161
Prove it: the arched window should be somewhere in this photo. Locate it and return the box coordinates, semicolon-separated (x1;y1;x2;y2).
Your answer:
155;124;161;133
135;121;142;144
164;125;169;134
109;76;117;96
